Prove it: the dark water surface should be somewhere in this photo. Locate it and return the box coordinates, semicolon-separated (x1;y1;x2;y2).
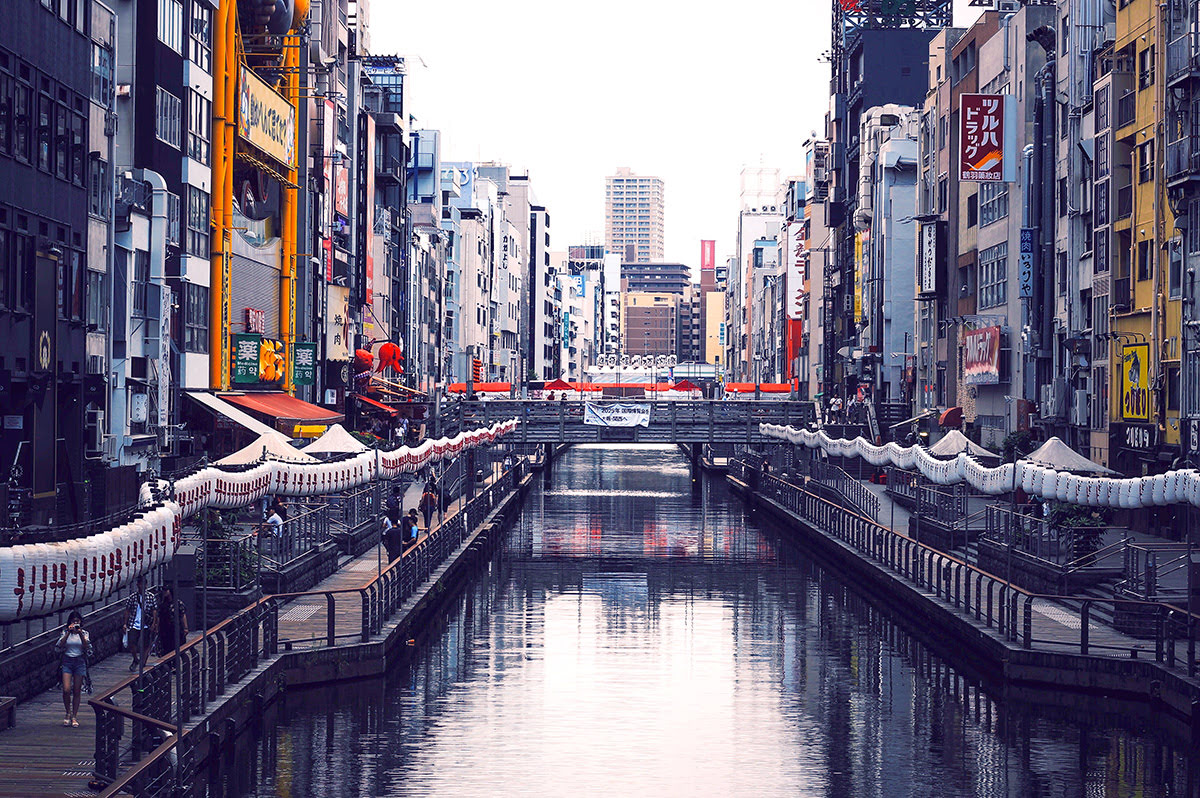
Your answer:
229;445;1197;797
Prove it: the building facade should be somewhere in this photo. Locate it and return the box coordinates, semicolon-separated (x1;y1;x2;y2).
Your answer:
604;167;664;263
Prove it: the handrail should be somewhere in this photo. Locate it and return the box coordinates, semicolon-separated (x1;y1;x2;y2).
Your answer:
96;733;179;798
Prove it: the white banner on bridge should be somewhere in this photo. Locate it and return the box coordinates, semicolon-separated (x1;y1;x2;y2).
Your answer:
584;403;651;428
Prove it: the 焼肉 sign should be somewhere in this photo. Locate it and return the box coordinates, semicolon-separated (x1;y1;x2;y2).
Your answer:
963;326;1001;385
238;66;296;168
583;403;651;428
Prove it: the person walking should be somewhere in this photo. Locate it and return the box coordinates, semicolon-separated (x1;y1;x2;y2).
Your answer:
55;610;93;727
124;575;157;672
419;483;438;530
156;585;190;656
382;509;403;563
406;508;421;545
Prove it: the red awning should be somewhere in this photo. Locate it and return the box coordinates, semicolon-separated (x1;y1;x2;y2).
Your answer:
544;378;573;390
672;379;700;392
357;394;398;417
723;382;755;393
939;406;964;428
723;383;792;394
221;392;345;429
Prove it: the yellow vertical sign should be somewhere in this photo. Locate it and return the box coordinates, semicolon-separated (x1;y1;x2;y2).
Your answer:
1120;342;1150;420
854;232;865;323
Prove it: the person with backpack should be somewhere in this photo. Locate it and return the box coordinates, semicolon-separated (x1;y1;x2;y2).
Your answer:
419;483;438;530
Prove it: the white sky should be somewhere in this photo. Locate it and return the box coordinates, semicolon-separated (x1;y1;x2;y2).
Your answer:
371;0;984;268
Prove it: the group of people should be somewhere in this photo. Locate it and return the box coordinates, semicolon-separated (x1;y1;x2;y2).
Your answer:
381;482;441;563
54;574;189;729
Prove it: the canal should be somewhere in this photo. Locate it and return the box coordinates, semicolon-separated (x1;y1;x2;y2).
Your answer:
221;445;1197;797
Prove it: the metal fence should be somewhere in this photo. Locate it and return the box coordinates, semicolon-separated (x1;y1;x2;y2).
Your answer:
88;460;528;795
261;504;331;568
201;532;258;591
982;504;1111;568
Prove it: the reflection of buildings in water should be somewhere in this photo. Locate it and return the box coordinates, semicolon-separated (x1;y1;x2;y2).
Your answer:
641;521;699;557
581;572;649;614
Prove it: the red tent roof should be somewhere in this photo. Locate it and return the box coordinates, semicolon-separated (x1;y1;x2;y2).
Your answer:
672;379;700;392
544;378;573;390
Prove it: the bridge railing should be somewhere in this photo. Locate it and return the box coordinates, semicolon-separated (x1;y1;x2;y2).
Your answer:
731;458;1199;673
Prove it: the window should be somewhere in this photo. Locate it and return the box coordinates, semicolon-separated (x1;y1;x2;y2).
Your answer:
187;91;210;163
1138;140;1154;183
1138;46;1155;89
54;102;68;179
58;249;83;321
186;185;209;258
37;93;51;171
1167;366;1180;412
12;80;31;162
0;71;10;155
938;174;948;213
166;191;181;247
0;229;8;309
182;282;208;353
1170;240;1183;298
88;156;110;217
979;241;1008;308
11;232;31;311
189;2;212;72
1137;240;1151;281
132;250;150;317
91;42;113;104
979;181;1009;226
967;193;978;227
86;269;105;330
158;0;183;52
71;112;84;185
156;88;181;148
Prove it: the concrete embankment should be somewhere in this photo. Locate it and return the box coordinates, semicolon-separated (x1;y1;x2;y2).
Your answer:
728;473;1200;736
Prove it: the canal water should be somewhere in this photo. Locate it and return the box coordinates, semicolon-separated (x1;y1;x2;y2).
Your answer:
226;445;1197;797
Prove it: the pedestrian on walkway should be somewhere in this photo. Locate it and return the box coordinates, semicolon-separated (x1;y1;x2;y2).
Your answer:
156;585;189;655
55;610;92;728
419;483;438;530
123;575;157;672
406;508;421;545
382;509;403;563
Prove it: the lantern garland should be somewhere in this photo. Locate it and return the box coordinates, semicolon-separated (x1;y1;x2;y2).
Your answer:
0;419;518;622
760;423;1199;509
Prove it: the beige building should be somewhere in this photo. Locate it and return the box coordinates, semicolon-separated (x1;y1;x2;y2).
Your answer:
704;290;726;366
623;292;679;355
605;167;665;263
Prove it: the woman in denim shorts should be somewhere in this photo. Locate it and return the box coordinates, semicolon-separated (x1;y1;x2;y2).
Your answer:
54;610;93;728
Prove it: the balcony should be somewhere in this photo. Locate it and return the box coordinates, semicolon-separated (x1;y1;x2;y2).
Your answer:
376;155;404;186
1112;275;1131;312
1116;184;1133;221
1166;136;1200;187
1115;90;1137;131
1167;33;1200;88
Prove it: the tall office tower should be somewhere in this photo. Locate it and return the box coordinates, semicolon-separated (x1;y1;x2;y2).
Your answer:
605;167;665;263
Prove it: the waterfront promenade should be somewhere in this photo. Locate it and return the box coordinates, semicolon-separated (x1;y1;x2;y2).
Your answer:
0;472;505;798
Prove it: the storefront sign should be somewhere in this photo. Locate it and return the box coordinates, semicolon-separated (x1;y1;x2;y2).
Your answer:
786;222;805;320
326;285;350;361
158;284;171;434
1019;228;1035;299
1113;423;1158;452
245;307;266;335
334;165;350;218
232;333;261;384
959;94;1014;182
963;326;1001;385
293;342;317;386
237;66;296;168
583;402;651;428
1120;342;1150;420
919;222;938;296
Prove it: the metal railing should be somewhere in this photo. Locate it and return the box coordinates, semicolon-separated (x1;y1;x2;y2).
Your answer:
1166;136;1200;182
260;504;331;568
982;504;1114;569
88;461;527;794
1116;90;1136;129
806;458;879;521
1118;542;1194;601
1167;32;1200;85
201;533;258;591
731;458;1199;672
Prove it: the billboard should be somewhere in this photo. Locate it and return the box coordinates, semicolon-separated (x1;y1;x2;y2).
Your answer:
959;94;1014;182
786;222;805;320
1121;342;1150;421
963;326;1001;385
237;66;296;168
700;240;715;272
918;221;938;296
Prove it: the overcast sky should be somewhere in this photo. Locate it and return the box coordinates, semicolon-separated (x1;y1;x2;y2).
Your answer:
372;0;984;268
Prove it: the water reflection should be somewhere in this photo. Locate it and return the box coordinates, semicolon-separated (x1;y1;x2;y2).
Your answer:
225;445;1197;797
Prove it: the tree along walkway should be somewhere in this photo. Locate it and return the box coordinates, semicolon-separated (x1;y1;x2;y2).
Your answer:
0;470;505;798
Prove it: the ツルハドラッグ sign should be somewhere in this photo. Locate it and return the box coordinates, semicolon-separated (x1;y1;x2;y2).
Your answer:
583;403;651;428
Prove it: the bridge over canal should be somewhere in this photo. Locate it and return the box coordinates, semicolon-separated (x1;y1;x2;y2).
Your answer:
437;399;816;444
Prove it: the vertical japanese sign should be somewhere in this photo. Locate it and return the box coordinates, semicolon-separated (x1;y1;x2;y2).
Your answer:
786;222;805;320
853;231;866;323
360;113;376;304
232;333;262;384
325;285;350;361
323;99;335;282
1019;228;1035;299
700;239;715;272
293;342;317;386
1121;342;1150;421
959;94;1015;182
158;283;171;435
919;221;938;296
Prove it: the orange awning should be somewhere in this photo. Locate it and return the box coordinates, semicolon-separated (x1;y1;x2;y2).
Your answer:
221;392;344;430
723;383;792;394
357;394;398;417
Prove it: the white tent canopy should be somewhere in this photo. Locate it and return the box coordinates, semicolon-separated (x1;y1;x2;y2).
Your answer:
1025;436;1118;474
301;423;370;455
927;429;1000;461
215;431;319;466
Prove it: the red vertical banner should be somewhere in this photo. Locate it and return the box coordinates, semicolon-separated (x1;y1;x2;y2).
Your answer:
323;99;335;281
363;114;375;303
700;239;715;272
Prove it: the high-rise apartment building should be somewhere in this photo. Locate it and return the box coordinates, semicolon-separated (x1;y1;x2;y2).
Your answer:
605;167;664;263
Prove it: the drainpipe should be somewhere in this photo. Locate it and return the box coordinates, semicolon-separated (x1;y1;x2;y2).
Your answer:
100;0;118;453
136;168;170;465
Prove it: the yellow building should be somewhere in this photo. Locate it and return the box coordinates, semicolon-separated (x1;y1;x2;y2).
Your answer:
705;291;726;366
1108;0;1181;474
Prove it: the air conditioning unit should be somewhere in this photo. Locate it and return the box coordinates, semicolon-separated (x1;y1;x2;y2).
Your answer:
997;0;1020;11
85;408;105;457
1071;389;1089;426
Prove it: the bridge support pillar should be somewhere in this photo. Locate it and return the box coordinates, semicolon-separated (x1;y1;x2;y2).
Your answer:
690;444;701;486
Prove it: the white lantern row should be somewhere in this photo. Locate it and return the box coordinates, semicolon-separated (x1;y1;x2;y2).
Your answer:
760;423;1200;510
0;419;518;622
